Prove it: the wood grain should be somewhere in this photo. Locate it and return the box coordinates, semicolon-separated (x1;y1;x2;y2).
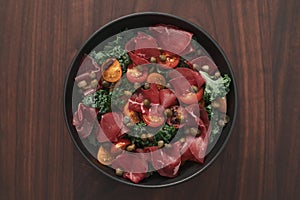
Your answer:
0;0;299;199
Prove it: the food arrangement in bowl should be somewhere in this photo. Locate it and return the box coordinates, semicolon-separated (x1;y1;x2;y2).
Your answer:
64;13;237;187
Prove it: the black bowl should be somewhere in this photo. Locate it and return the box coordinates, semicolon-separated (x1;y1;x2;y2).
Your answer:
64;12;237;187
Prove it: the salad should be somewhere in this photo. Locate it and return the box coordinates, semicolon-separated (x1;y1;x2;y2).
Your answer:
72;25;231;183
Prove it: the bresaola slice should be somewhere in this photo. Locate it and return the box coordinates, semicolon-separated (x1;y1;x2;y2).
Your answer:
141;83;160;104
111;153;148;183
150;142;182;178
150;25;193;55
73;103;97;138
159;89;177;108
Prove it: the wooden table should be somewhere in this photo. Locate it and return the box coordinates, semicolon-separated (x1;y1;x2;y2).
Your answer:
1;0;299;199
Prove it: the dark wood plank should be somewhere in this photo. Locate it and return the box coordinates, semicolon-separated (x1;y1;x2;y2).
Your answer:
0;0;299;199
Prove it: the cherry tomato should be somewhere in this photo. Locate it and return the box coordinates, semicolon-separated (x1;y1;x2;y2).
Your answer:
157;52;180;69
102;58;122;82
126;65;148;83
146;73;166;89
97;145;114;166
179;87;204;104
123;102;140;123
142;114;165;127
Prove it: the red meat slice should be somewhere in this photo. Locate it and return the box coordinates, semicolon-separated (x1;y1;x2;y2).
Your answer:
111;153;148;183
150;142;182;178
128;93;148;114
150;25;193;55
141;83;160;104
73;103;97;138
98;112;126;143
134;32;160;59
185;104;207;135
191;56;218;75
159;89;177;108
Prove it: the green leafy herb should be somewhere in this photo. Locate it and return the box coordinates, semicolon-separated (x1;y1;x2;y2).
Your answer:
82;89;112;114
111;78;134;109
127;124;177;148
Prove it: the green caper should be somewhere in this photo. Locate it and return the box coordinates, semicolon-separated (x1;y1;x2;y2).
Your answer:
214;71;221;78
179;137;186;143
90;79;98;88
126;144;136;151
218;119;225;127
115;168;123;176
134;82;141;89
147;133;154;141
201;65;210;72
89;72;96;79
190;127;200;136
77;80;87;88
143;82;150;90
159;54;167;62
157;140;164;148
150;57;157;63
143;99;151;108
190;85;199;93
141;133;147;141
164;109;173;118
101;80;110;88
192;63;201;71
164;143;172;148
124;90;132;97
126;122;134;127
178;115;185;123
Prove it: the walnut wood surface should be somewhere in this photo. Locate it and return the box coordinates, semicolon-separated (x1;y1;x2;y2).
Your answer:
0;0;299;199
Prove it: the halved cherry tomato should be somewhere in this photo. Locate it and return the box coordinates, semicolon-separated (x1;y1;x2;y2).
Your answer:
97;145;114;166
123;102;140;123
157;52;180;69
146;73;166;89
110;139;131;155
102;58;122;82
142;114;165;127
179;87;204;104
126;65;148;83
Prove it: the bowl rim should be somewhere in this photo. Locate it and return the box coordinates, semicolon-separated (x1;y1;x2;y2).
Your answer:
63;11;238;188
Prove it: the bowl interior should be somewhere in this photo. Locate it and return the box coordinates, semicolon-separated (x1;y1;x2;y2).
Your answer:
64;12;237;187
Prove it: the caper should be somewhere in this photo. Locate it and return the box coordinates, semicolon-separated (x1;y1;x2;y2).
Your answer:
143;82;150;90
134;82;141;89
179;137;186;143
147;133;154;141
159;54;167;62
101;80;110;88
218;119;225;127
124;90;132;97
77;80;87;88
141;133;147;141
123;116;131;124
90;79;98;88
126;122;134;127
178;115;185;123
192;63;201;71
214;71;221;78
166;83;171;88
184;128;190;135
143;99;151;108
115;168;123;176
190;85;199;93
164;109;173;118
126;144;136;151
150;57;157;63
89;71;96;79
224;115;230;123
164;143;172;148
190;127;200;136
201;65;210;72
157;140;164;148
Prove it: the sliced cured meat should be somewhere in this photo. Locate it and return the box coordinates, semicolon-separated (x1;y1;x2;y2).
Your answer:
150;142;182;177
199;104;210;129
128;93;148;114
169;68;205;88
73;103;97;138
111;153;148;183
141;83;160;104
99;112;126;142
77;54;101;79
134;32;160;59
150;25;193;55
159;89;177;108
191;56;218;75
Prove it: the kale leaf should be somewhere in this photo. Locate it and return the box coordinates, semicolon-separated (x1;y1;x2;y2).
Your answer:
82;89;112;114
